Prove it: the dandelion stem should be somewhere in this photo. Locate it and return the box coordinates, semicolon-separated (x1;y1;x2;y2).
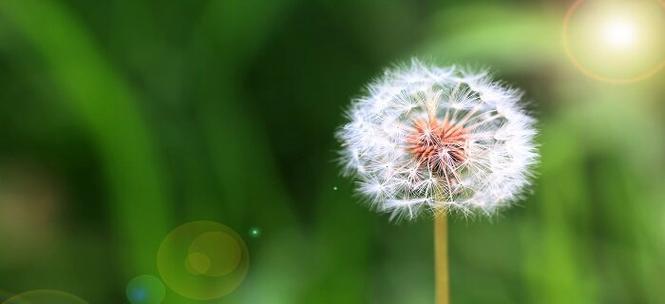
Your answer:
434;212;450;304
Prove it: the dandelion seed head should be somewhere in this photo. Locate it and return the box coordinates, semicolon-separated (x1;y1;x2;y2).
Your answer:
336;59;538;221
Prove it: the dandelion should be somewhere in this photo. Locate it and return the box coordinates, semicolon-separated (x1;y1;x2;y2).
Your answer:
336;59;538;304
337;59;537;220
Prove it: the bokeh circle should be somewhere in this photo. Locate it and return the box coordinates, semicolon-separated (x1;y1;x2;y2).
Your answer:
157;221;249;300
562;0;665;83
2;290;87;304
126;275;166;304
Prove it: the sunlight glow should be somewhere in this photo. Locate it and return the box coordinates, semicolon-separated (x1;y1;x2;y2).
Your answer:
602;19;637;48
562;0;665;83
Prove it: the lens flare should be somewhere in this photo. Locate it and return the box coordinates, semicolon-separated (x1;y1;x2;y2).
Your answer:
563;0;665;83
157;221;249;300
126;275;166;304
248;227;262;238
2;290;87;304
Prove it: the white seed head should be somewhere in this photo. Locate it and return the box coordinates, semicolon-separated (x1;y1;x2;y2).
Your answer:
336;59;538;221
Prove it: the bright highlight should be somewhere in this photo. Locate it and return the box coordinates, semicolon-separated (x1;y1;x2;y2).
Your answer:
602;19;636;48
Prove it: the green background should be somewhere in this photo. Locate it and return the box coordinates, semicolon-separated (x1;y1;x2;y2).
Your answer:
0;0;664;303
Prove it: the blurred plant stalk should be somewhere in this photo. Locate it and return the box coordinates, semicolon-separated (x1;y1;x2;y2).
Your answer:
435;213;449;304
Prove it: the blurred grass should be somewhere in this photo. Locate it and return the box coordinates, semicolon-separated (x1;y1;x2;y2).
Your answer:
0;0;171;277
0;0;664;303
